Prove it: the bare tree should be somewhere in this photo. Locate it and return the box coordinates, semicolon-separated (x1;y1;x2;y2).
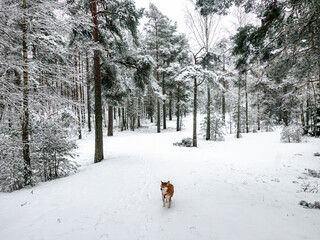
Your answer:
185;0;221;141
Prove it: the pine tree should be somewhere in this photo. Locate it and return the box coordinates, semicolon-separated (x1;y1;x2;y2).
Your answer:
22;0;31;185
0;0;82;190
144;3;177;133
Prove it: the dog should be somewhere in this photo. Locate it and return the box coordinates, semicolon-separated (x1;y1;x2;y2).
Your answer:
160;181;174;208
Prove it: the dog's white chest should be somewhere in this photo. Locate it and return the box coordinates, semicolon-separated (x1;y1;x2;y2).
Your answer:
161;187;168;195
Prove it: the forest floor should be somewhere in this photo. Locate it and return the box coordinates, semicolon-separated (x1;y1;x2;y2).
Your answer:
1;116;320;240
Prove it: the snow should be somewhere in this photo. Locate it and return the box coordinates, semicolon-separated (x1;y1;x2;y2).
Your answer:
1;116;320;240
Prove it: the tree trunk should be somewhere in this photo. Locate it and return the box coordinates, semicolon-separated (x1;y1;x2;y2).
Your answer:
108;105;113;136
206;83;211;140
222;82;226;123
237;74;241;139
75;51;82;139
22;0;31;185
222;52;226;123
306;84;311;127
103;107;107;128
193;77;197;147
150;97;154;123
204;16;210;141
156;23;161;133
257;87;261;131
121;107;125;131
86;53;91;132
257;60;261;131
92;0;103;163
169;92;173;120
311;82;318;136
138;97;141;128
245;71;249;133
299;91;305;128
157;100;161;133
81;55;86;127
177;82;181;131
162;72;166;129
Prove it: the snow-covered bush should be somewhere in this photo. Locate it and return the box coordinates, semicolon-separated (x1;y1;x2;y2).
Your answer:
31;113;79;182
314;152;320;157
280;125;303;143
306;169;320;178
0;112;79;192
300;200;320;209
261;119;275;132
0;128;25;192
201;113;225;141
173;137;193;147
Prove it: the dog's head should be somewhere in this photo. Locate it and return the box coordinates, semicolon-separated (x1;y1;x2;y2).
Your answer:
160;181;170;190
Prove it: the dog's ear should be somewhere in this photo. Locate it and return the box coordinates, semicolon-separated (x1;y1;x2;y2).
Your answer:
167;181;170;184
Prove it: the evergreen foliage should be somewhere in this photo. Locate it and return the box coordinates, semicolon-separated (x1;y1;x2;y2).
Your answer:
280;124;304;143
31;113;79;182
201;112;225;141
1;0;319;192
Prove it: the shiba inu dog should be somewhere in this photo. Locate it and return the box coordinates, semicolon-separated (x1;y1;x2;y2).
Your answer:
160;181;174;208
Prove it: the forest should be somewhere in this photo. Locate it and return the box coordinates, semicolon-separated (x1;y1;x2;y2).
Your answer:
0;0;319;191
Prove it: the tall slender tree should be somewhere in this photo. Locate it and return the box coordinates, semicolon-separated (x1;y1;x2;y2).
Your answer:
89;0;104;163
145;4;177;132
22;0;31;185
185;0;221;140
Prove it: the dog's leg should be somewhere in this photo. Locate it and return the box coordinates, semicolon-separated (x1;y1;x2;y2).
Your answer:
162;195;165;207
168;197;171;208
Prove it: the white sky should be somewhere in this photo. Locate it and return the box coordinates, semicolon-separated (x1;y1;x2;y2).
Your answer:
134;0;259;50
134;0;190;34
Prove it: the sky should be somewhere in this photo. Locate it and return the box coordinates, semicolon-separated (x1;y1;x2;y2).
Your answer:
134;0;190;34
134;0;259;52
133;0;253;50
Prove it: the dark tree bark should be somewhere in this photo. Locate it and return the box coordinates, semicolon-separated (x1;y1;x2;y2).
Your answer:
257;88;261;131
75;51;82;139
138;97;141;128
162;72;166;129
80;54;86;127
222;52;226;123
22;0;31;185
169;91;173;120
300;96;305;127
237;74;241;139
204;16;210;141
206;84;211;140
156;23;161;133
311;82;318;136
245;71;249;133
108;105;113;136
222;81;226;123
176;82;181;131
121;107;126;131
86;53;91;132
91;0;104;163
193;77;197;147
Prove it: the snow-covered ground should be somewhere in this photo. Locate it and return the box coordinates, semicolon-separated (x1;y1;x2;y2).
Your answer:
1;116;320;240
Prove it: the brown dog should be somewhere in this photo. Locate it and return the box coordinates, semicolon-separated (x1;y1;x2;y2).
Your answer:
160;181;174;208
